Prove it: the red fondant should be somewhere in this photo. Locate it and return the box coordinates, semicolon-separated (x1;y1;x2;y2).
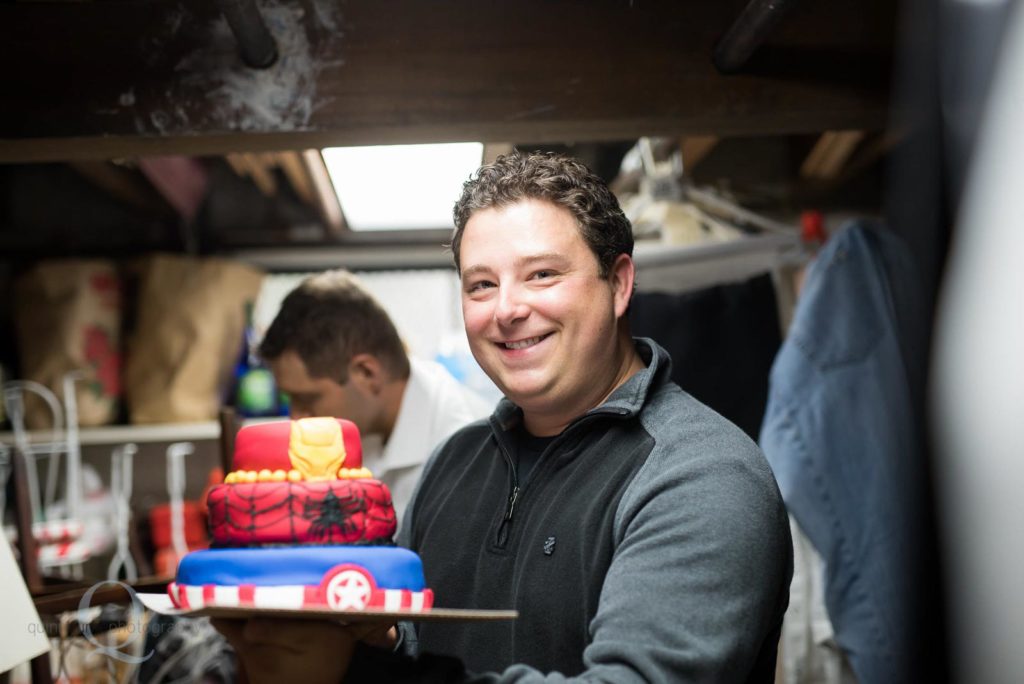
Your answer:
168;580;434;612
339;421;363;469
207;480;396;545
149;500;207;548
238;585;256;606
320;563;379;611
232;421;291;472
231;418;363;473
175;584;189;609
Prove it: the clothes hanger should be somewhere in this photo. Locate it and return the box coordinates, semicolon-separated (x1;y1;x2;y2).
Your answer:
107;443;138;582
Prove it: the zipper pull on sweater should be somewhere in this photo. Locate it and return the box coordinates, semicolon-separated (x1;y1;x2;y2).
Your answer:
496;485;519;547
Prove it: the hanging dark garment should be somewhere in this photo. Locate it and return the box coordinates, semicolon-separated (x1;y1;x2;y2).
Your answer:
628;272;781;440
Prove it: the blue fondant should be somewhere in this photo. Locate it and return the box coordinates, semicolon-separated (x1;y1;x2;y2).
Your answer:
176;545;426;590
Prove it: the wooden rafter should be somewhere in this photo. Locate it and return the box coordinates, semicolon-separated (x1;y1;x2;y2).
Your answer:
69;160;170;213
301;149;346;237
836;130;903;183
276;151;316;205
800;130;866;181
680;136;720;175
226;152;278;196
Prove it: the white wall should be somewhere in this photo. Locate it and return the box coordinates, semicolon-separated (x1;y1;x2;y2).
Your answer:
253;269;502;402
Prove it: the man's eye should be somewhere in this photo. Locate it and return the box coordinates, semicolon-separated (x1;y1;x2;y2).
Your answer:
467;280;494;293
532;270;554;280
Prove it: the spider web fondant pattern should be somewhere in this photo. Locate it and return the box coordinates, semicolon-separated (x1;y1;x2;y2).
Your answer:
207;480;397;546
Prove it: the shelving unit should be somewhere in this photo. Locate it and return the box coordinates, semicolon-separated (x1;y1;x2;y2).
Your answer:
0;421;220;447
0;417;281;448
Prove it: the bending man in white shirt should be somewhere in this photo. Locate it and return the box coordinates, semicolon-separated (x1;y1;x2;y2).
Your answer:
259;269;493;522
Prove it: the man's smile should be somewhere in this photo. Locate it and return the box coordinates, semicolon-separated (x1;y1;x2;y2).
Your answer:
498;332;553;351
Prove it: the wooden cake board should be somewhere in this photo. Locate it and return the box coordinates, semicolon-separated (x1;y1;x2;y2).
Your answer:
137;592;517;623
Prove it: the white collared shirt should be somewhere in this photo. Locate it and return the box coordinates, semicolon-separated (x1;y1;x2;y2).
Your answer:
360;357;493;524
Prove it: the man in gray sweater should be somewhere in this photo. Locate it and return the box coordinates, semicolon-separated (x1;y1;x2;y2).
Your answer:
218;151;792;683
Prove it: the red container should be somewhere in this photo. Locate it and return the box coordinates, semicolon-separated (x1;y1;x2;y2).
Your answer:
154;542;208;577
148;501;208;549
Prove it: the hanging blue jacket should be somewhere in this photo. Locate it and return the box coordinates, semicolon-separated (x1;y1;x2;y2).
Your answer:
760;222;927;684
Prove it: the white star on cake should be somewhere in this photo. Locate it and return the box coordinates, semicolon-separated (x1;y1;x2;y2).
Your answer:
326;569;372;610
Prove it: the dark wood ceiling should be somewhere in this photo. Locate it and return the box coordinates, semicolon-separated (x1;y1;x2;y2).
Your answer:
0;0;897;163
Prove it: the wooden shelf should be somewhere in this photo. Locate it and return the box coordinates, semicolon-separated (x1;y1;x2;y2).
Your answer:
0;421;220;447
0;417;283;448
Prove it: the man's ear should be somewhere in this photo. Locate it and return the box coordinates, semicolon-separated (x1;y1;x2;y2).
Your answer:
347;353;385;395
608;253;636;319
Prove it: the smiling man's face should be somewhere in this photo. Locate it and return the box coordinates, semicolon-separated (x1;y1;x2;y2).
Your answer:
459;198;633;428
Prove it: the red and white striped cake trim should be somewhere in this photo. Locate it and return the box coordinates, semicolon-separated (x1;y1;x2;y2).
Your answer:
167;581;433;612
169;563;433;613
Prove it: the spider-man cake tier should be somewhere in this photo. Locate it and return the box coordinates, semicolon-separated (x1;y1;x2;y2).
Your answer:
207;417;395;545
207;480;396;545
168;417;433;612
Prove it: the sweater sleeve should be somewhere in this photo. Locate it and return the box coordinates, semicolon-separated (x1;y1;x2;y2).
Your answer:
577;433;793;683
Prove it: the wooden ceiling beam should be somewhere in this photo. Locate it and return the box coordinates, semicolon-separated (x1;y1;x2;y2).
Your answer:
836;129;903;183
680;136;720;175
713;0;802;73
276;151;316;205
0;0;894;163
226;152;277;195
250;153;279;196
302;150;346;237
68;160;171;213
800;130;866;181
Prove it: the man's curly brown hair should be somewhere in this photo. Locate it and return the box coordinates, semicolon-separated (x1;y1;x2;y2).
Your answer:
450;151;634;276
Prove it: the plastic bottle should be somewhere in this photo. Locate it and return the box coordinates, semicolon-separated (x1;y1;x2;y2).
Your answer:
232;303;280;417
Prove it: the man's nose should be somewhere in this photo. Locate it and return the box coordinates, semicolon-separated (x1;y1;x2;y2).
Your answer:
493;284;529;326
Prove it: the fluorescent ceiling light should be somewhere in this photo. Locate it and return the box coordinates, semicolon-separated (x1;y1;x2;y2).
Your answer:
322;142;484;231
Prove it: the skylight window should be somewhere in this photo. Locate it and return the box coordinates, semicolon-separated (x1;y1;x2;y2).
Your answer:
322;142;484;231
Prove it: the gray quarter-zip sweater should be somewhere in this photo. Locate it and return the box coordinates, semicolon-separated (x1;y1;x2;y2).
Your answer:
396;338;792;683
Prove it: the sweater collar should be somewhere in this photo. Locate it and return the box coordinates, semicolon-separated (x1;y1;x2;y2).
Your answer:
491;337;672;433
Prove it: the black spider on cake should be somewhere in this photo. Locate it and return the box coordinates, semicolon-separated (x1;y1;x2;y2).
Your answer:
302;490;367;542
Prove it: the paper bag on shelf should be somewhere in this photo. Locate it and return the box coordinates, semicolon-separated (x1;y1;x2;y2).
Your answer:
124;254;263;424
13;259;122;428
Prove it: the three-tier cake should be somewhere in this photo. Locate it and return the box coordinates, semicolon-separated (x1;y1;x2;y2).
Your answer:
167;417;433;613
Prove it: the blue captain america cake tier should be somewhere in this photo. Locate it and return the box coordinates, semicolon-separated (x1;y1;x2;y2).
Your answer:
167;417;434;613
168;546;433;611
